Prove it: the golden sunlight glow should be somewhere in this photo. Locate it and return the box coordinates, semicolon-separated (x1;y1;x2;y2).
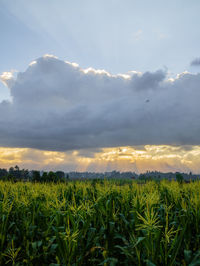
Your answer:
43;54;58;59
29;60;37;66
65;61;79;68
0;71;14;87
83;67;111;76
0;145;200;173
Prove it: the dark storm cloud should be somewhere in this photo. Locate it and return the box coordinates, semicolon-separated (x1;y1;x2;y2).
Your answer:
1;55;200;151
191;57;200;66
131;70;165;91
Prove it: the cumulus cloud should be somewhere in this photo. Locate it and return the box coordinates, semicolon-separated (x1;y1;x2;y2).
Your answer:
191;57;200;66
0;71;15;88
0;54;200;151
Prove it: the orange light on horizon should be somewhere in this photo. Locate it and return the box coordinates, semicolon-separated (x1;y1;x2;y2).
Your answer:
0;145;199;173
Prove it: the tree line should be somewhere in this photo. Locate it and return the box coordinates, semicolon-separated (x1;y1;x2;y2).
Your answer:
0;165;68;182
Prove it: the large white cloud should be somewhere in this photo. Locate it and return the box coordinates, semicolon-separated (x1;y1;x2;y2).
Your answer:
0;54;200;151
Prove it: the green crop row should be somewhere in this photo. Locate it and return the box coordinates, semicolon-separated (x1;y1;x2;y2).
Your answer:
0;180;200;265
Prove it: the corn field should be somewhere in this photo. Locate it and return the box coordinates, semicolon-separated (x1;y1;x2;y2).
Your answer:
0;180;200;265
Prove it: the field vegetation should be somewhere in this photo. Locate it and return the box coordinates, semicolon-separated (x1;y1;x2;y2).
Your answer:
0;179;200;265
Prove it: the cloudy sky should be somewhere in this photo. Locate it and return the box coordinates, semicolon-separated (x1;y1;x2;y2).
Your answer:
1;0;200;173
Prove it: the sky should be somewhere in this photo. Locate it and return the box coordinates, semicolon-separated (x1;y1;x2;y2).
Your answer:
1;0;200;173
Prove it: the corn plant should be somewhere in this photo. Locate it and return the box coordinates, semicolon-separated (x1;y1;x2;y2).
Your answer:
0;180;199;265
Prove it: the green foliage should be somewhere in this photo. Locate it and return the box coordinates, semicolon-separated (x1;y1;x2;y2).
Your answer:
32;170;41;182
176;173;184;184
0;166;66;183
55;171;65;179
48;171;59;183
0;180;199;265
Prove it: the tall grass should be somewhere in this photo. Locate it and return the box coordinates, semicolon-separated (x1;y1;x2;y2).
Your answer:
0;180;200;265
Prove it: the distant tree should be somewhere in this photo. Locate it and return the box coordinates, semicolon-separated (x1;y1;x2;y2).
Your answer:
139;174;146;180
20;169;29;180
9;167;15;176
0;168;8;179
14;165;19;171
5;173;15;181
48;171;58;182
8;165;22;181
41;172;48;182
14;165;21;179
176;173;184;184
56;171;65;179
32;171;41;182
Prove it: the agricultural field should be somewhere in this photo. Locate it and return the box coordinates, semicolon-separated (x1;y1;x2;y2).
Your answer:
0;180;200;265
